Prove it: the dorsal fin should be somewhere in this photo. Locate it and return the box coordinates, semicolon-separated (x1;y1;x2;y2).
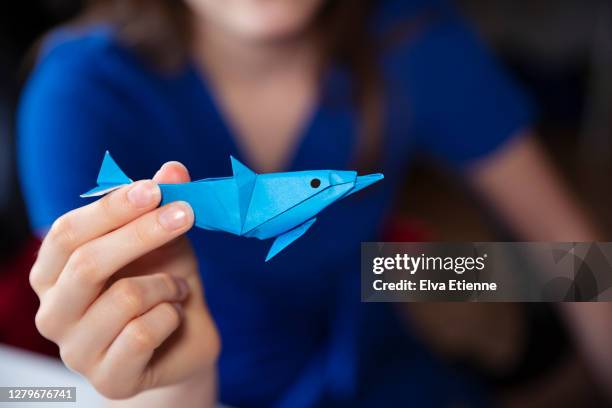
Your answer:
230;156;257;229
231;156;256;179
81;151;133;198
97;151;132;185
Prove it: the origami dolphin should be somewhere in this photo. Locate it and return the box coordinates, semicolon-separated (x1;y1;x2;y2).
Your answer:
82;152;384;261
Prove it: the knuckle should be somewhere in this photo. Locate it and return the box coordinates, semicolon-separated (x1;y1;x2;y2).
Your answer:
47;215;77;253
89;375;113;399
139;368;159;391
114;279;144;314
199;317;221;364
34;306;56;339
208;329;222;362
196;327;221;366
159;302;181;329
29;262;45;293
124;320;156;353
90;372;137;400
59;344;85;373
67;247;100;286
132;220;155;247
98;192;118;219
35;290;69;342
157;273;179;297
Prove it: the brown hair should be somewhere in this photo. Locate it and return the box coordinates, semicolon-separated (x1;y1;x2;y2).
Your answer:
78;0;428;170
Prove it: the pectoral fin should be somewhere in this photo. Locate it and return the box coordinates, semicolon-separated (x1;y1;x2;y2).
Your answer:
265;218;317;262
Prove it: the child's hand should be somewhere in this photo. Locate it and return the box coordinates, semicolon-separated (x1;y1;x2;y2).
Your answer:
30;162;220;399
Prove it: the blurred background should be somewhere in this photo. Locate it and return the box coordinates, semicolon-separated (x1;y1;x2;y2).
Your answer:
0;0;611;406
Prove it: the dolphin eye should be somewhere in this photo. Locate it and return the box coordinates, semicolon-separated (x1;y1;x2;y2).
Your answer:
310;178;321;188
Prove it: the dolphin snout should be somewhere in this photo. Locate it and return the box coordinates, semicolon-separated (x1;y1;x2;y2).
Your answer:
327;171;383;198
345;173;384;196
329;170;357;185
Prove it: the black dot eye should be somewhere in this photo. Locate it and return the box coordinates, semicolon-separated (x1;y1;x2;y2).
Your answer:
310;178;321;188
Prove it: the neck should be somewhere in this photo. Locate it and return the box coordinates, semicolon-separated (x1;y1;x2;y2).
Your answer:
191;20;319;84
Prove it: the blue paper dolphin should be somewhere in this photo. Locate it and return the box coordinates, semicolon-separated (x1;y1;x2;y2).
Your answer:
82;152;384;261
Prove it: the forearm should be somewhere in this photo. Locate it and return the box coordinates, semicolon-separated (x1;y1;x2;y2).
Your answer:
468;134;599;241
468;132;612;398
106;369;217;408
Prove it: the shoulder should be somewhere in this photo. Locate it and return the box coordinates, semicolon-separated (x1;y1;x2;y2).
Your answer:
374;0;483;66
33;25;127;85
20;25;126;119
18;23;169;137
20;27;119;140
40;24;118;62
373;0;449;31
373;0;491;106
373;1;535;165
23;24;166;109
374;0;527;110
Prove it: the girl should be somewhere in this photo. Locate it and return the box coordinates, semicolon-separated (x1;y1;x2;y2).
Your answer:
18;0;612;406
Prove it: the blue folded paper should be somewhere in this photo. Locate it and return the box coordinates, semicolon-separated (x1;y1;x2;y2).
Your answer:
82;152;384;261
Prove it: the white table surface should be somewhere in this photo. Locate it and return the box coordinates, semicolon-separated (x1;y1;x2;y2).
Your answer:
0;344;104;407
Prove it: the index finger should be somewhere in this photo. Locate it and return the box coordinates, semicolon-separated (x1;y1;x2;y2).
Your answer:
153;161;191;184
31;180;161;294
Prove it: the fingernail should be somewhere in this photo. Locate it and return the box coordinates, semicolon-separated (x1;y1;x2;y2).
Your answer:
172;302;185;318
153;162;174;181
152;166;166;182
158;202;192;231
175;278;190;300
127;181;159;208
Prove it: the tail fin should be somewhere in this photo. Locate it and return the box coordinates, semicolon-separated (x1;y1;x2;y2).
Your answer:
80;151;133;198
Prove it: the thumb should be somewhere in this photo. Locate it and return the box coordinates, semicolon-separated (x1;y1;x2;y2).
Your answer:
153;161;191;184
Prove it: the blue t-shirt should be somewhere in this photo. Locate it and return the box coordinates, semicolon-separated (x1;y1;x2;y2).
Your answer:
18;1;533;406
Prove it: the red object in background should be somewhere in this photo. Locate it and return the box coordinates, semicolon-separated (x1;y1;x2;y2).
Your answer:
0;237;57;357
382;216;433;242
